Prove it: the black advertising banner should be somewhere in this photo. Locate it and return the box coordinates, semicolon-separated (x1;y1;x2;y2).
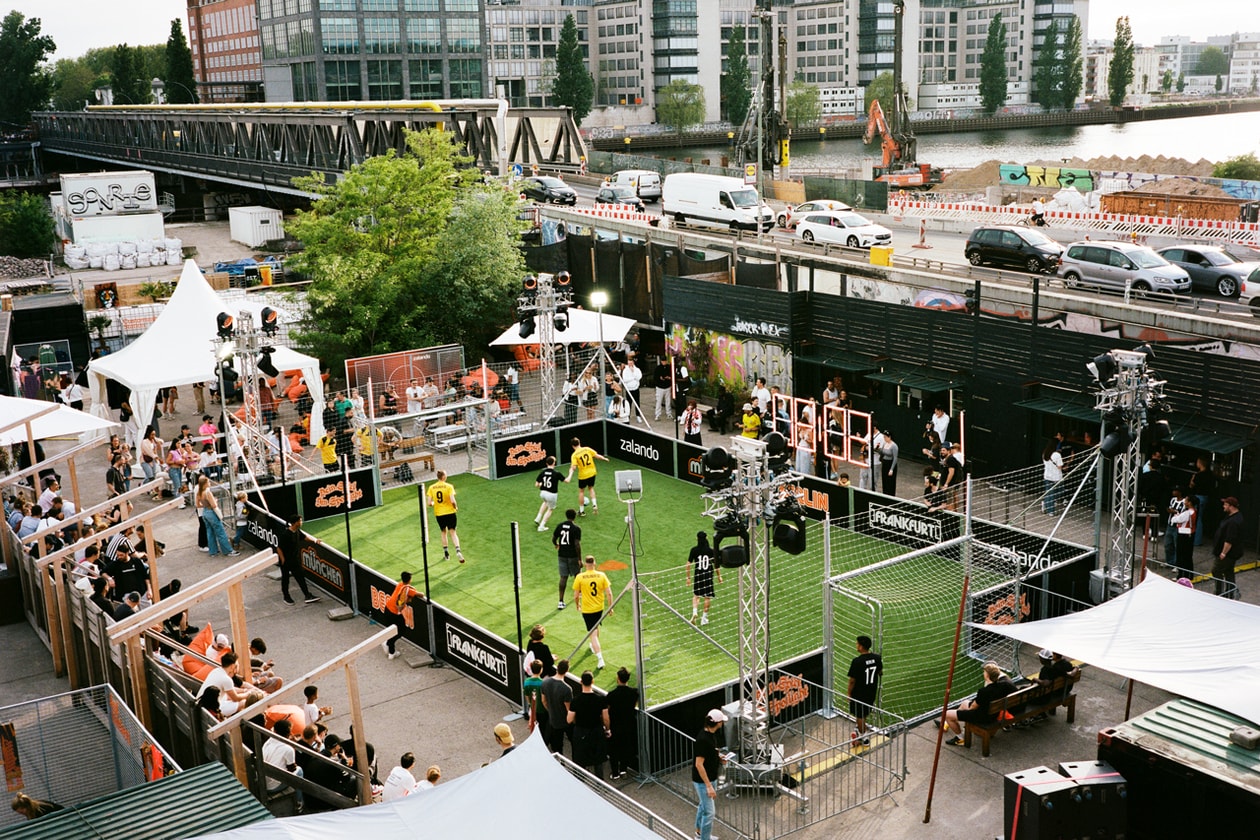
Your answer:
604;422;674;477
256;484;299;523
298;467;379;521
355;563;431;652
674;439;706;486
493;429;558;479
432;605;522;705
240;504;352;604
781;474;852;522
559;421;605;463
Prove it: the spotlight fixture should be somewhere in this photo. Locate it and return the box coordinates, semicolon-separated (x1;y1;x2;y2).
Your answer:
1086;351;1117;385
555;270;572;288
1133;343;1155;361
518;314;536;339
554;304;569;332
216;312;235;339
1099;427;1133;458
522;274;538;300
701;446;734;491
763;431;790;473
713;512;750;568
258;347;280;378
260;307;279;336
771;494;807;555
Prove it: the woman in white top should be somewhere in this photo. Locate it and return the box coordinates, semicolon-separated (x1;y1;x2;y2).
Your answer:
196;475;238;557
578;367;601;419
1042;442;1064;516
138;428;164;487
60;375;85;410
609;393;631;423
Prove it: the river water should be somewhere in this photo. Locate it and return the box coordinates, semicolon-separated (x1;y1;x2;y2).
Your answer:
666;110;1260;172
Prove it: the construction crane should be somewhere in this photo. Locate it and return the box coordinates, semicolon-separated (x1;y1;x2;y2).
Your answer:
862;0;943;189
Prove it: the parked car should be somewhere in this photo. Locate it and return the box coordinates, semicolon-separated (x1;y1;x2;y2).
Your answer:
610;169;662;202
1058;241;1192;295
595;184;646;212
964;225;1064;274
519;176;577;205
796;210;892;248
1155;245;1260;297
776;199;853;230
1241;267;1260;316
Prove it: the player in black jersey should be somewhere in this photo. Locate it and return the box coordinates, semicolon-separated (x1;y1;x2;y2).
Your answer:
552;509;582;610
847;635;883;745
686;532;723;626
534;456;567;532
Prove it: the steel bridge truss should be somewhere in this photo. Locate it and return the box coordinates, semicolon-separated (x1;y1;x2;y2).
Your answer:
33;104;586;196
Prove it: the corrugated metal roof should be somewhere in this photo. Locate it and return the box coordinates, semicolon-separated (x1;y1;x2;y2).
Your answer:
0;762;272;840
867;366;962;393
1013;395;1101;424
1110;699;1260;793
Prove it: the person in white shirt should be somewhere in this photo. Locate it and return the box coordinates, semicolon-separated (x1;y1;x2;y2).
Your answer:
382;752;420;801
414;765;441;791
503;365;523;413
196;653;262;716
930;407;951;448
262;718;303;809
37;478;60;514
405;379;424;414
751;377;772;417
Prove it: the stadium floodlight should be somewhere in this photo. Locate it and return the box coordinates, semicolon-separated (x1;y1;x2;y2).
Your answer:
216;341;236;362
763;431;789;473
771;494;807;555
258;347;280;378
701;446;734;491
1086;352;1117;384
713;511;749;568
260;306;279;336
590;290;609;308
216;312;235;339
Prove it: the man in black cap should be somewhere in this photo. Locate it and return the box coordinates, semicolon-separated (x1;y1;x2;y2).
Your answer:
277;514;320;606
1212;496;1244;599
693;708;727;840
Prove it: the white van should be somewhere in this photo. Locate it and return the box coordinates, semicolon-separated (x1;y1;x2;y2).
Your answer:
610;169;662;202
662;173;774;232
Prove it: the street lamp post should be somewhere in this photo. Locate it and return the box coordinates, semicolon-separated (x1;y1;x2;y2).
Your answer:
591;290;608;416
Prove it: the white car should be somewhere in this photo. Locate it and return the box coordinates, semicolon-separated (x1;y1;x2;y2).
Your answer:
796;210;893;248
1243;266;1260;317
777;199;853;230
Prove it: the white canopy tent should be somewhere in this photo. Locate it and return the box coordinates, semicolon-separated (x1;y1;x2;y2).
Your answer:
0;395;119;447
967;573;1260;725
490;307;637;347
188;732;675;840
86;260;325;444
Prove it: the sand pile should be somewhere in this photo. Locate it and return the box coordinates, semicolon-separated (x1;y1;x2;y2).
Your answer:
939;154;1218;191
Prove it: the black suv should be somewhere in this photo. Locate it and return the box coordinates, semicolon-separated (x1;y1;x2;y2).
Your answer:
965;225;1064;274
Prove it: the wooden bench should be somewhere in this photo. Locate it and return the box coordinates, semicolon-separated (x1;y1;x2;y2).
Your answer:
381;450;435;475
964;670;1081;757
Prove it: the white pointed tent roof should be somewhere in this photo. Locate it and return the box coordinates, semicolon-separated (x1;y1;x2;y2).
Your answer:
0;395;118;446
490;308;637;347
188;732;674;840
968;573;1260;725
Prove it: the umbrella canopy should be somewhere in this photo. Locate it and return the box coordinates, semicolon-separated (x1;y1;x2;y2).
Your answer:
0;395;119;446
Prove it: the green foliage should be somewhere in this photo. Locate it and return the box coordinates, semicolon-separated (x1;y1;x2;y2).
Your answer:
655;79;705;140
785;80;821;127
552;15;593;125
1176;72;1185;93
111;43;149;104
1161;69;1173;93
164;20;198;103
1215;74;1223;93
1213;153;1260;181
1060;17;1083;108
864;71;913;111
286;127;523;370
1032;19;1060;108
138;280;174;301
721;25;752;126
0;192;54;258
1194;46;1229;77
51;47;116;110
979;13;1009;115
1107;17;1135;107
0;11;56;124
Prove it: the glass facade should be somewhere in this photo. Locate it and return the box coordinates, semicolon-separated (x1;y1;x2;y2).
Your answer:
325;59;363;98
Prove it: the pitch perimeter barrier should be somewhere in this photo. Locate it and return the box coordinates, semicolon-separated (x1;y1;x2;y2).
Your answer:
241;501;522;706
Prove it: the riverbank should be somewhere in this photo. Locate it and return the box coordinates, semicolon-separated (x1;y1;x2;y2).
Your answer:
588;97;1260;151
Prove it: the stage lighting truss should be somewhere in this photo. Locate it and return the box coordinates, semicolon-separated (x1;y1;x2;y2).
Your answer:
515;272;576;399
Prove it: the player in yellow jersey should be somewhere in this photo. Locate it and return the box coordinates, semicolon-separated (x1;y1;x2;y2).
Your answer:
573;555;613;669
566;437;609;516
315;431;338;472
426;470;463;562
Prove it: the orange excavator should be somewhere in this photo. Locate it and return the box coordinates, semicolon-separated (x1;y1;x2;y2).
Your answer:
862;0;944;189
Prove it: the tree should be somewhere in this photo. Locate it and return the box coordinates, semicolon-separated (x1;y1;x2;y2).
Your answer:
721;25;752;126
1160;69;1173;93
655;79;705;142
286;128;523;368
1194;46;1229;77
552;15;593;125
110;43;149;104
979;13;1009;115
1107;17;1135;107
1176;72;1185;93
1215;74;1224;93
0;192;54;258
1060;16;1083;109
1213;153;1260;181
164;19;198;103
0;12;56;125
785;80;821;127
1032;19;1060;108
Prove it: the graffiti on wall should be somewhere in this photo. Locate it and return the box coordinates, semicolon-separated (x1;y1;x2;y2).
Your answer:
666;325;793;394
999;163;1260;200
999;164;1096;191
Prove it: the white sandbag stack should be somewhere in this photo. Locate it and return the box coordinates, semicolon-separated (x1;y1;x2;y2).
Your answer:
164;238;182;266
64;244;89;270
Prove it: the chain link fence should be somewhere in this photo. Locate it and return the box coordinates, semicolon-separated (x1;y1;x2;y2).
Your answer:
0;684;178;828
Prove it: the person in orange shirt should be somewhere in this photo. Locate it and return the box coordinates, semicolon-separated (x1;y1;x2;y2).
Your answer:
384;571;423;661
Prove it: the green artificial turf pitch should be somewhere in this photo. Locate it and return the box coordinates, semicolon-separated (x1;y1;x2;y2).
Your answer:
307;459;967;708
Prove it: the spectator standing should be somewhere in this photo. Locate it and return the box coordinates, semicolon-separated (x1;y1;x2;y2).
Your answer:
504;364;523;413
383;571;422;659
540;659;573;755
847;635;883;745
692;709;728;840
1042;442;1064;515
880;431;899;496
751;378;771;416
680;399;704;445
1189;456;1217;546
524;659;545;732
567;670;610;779
1171;494;1197;581
493;722;516;758
1212;496;1244;599
525;623;556;678
607;667;639;780
738;403;761;439
620;357;642;420
652;356;673;421
1164;488;1186;572
196;476;237;557
929;406;951;448
277;514;319;605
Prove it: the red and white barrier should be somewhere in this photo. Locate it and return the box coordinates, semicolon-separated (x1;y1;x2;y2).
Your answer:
568;207;662;225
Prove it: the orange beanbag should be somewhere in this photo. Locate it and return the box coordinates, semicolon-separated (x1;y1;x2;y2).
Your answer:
182;624;216;680
264;704;306;733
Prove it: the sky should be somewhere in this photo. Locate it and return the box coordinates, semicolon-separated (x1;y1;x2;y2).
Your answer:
4;0;1256;60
